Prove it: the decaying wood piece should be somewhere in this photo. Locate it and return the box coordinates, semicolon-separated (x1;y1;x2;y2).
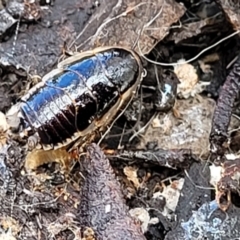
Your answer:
210;55;240;161
78;143;146;240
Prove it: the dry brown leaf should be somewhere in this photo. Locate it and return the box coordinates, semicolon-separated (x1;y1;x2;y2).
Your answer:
217;0;240;30
123;166;141;189
69;0;186;55
167;20;208;44
138;97;215;157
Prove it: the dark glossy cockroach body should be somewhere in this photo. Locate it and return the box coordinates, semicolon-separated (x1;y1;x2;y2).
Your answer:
20;46;144;151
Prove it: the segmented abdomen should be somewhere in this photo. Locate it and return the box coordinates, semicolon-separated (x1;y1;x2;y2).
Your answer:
20;47;142;148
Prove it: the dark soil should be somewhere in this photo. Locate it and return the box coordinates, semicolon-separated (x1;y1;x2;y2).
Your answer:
1;0;240;240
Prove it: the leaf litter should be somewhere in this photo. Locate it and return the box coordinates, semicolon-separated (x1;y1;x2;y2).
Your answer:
1;0;240;239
